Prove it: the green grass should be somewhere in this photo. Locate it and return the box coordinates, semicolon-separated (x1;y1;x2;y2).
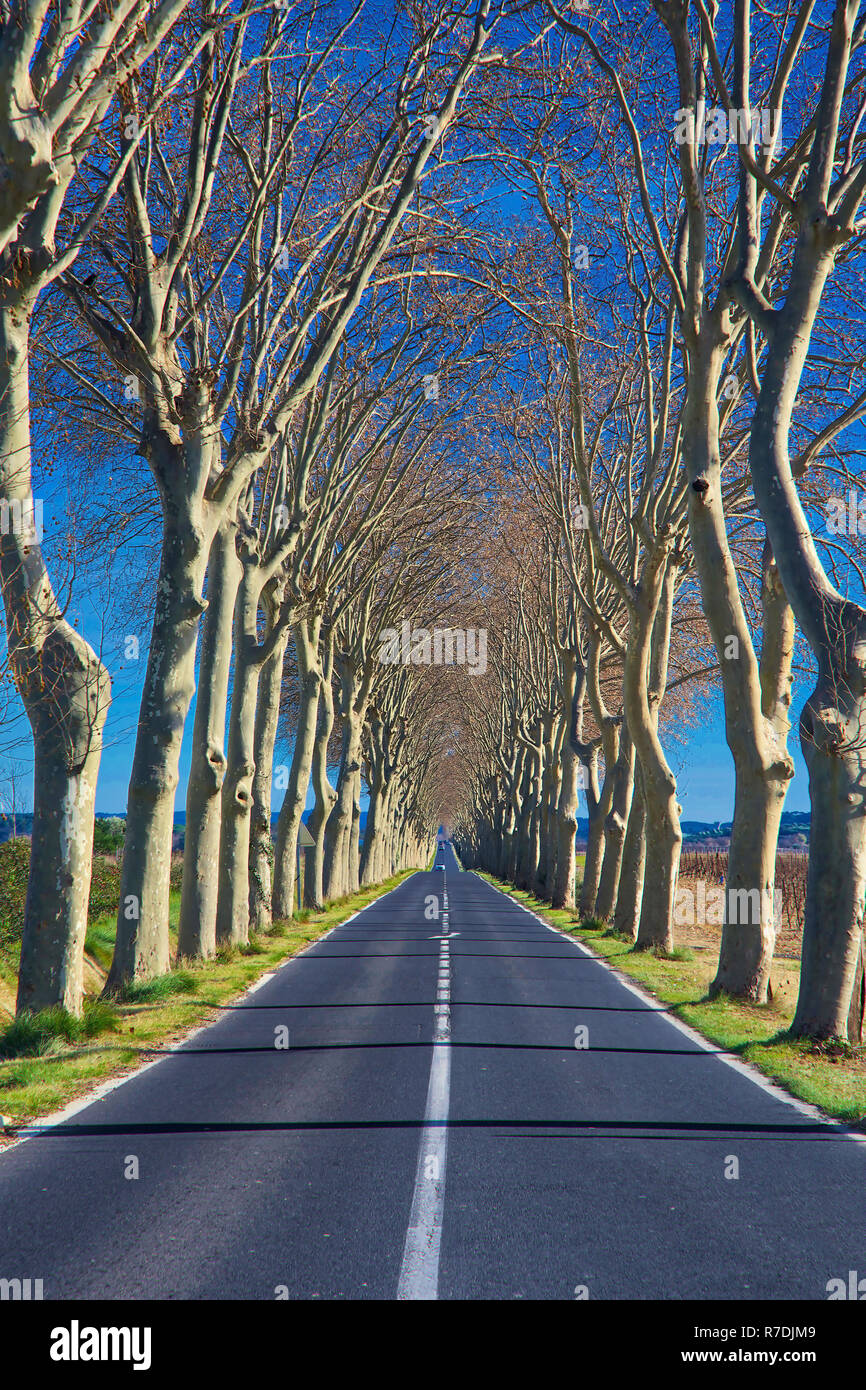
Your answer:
83;919;117;973
0;869;415;1131
0;1000;120;1059
120;970;198;1005
475;871;866;1128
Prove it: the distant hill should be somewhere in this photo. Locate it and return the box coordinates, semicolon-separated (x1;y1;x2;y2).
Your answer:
574;811;809;851
0;808;805;848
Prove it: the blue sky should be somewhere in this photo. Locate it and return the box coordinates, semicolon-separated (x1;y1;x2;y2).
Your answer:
669;688;811;824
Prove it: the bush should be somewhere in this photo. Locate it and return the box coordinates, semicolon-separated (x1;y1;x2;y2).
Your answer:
169;853;184;892
92;817;125;854
87;855;123;921
0;837;31;952
0;839;125;957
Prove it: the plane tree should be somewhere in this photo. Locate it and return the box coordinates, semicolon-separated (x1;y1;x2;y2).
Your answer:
0;0;237;1014
53;0;501;986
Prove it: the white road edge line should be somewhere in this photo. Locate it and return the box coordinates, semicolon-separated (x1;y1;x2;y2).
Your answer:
475;872;866;1146
0;873;418;1156
397;880;452;1299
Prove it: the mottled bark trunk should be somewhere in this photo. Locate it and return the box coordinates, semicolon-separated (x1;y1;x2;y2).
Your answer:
745;161;863;1036
631;556;681;953
375;780;396;882
272;617;322;920
360;717;385;886
1;298;111;1017
248;623;289;932
713;770;785;998
614;757;646;940
498;746;520;880
789;682;866;1039
178;511;241;960
348;785;362;890
579;749;604;917
596;726;634;922
323;664;365;902
505;745;525;882
513;746;537;891
305;643;336;910
217;562;280;947
583;637;621;920
107;422;217;992
712;544;794;1000
684;363;795;1002
536;713;560;899
526;757;543;895
552;731;580;910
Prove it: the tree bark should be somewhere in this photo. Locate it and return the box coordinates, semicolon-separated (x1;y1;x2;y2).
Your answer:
743;81;864;1035
552;701;580;911
272;616;321;919
305;638;337;909
249;617;289;931
217;564;286;946
0;296;111;1017
630;552;681;953
577;746;604;917
106;421;217;992
323;660;366;901
614;757;647;940
711;543;794;999
178;510;241;960
596;724;634;922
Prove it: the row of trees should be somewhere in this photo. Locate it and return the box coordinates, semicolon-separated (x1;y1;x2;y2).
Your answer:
1;0;509;1015
451;0;866;1043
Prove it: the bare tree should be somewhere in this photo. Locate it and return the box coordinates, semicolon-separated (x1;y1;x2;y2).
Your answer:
0;0;222;1014
56;0;500;986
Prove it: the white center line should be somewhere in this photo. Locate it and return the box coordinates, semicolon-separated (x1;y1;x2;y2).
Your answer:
397;880;452;1300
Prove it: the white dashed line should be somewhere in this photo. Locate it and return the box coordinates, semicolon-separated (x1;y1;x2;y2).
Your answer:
397;878;452;1299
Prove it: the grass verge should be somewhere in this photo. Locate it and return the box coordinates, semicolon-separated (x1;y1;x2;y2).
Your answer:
0;869;415;1135
474;871;866;1129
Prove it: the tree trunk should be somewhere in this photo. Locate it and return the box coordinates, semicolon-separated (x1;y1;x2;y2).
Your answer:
249;623;289;931
745;164;865;1037
348;784;362;890
790;685;866;1039
629;553;681;953
499;746;520;880
579;748;604;917
684;362;795;1002
596;725;634;921
305;643;336;909
552;726;580;910
614;757;646;940
106;436;215;991
323;664;365;901
216;562;278;947
505;745;525;882
272;617;321;919
177;511;241;960
513;745;537;890
537;713;560;899
0;297;111;1017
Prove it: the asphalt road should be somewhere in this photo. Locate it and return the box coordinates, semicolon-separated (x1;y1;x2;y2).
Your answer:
1;842;864;1300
